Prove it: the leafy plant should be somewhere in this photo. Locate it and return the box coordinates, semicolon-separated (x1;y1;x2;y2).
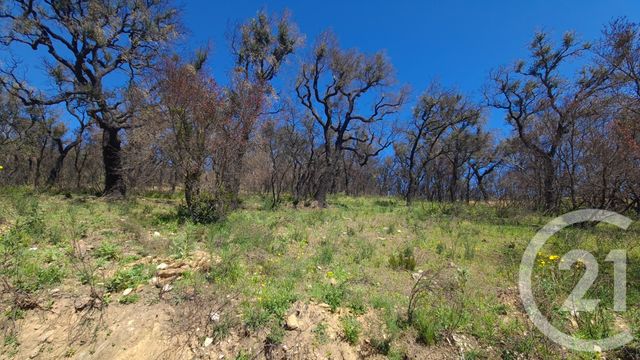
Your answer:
389;247;416;271
341;315;361;345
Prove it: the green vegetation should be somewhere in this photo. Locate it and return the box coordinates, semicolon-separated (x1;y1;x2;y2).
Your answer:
1;187;639;358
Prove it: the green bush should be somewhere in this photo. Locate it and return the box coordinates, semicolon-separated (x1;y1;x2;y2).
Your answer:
388;247;416;271
177;192;230;224
341;316;361;345
106;264;153;292
94;241;120;261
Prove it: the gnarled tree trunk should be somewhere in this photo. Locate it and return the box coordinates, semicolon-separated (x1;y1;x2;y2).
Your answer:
102;127;126;197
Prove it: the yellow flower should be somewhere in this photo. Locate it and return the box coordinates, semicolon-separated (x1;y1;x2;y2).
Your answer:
326;271;334;278
548;255;560;261
0;165;3;170
538;259;546;267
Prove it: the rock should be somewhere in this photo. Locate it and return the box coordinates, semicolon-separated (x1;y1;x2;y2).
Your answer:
162;284;173;292
122;288;133;296
209;312;221;323
38;330;54;343
156;263;169;270
157;268;183;279
149;277;159;286
285;314;300;330
29;347;40;359
74;297;93;311
203;337;213;347
153;231;161;237
329;278;338;286
411;270;424;281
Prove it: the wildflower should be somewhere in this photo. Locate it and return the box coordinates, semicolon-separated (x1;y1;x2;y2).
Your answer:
548;255;560;261
538;259;546;267
326;271;334;278
0;165;3;170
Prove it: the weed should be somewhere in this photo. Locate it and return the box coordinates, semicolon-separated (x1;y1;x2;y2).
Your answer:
94;241;120;261
265;323;285;345
313;322;329;345
119;294;140;304
341;315;361;345
106;264;153;293
388;247;416;271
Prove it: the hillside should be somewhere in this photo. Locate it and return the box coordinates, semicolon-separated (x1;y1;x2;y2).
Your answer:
0;188;638;359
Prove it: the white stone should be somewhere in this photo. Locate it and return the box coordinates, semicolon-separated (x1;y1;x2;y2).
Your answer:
210;312;220;322
157;263;169;270
203;337;213;347
122;288;133;296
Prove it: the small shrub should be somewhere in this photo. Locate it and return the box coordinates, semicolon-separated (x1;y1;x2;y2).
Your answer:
316;241;334;265
414;310;440;345
388;247;416;271
313;323;329;344
341;316;361;345
177;192;230;224
119;294;140;304
318;283;346;312
370;337;392;355
106;264;152;293
243;305;270;331
265;324;285;345
94;241;120;261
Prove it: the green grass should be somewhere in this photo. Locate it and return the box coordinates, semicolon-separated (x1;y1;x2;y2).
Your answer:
1;187;639;359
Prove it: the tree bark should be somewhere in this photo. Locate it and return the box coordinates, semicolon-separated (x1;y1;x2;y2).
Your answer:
542;157;556;211
102;127;126;197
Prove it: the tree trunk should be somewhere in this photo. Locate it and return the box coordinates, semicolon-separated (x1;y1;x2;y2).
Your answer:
102;127;126;197
542;157;555;212
46;154;66;186
184;172;200;217
314;168;331;207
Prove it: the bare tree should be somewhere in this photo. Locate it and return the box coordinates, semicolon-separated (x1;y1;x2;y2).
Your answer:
397;84;481;204
296;32;405;206
487;31;610;211
0;0;180;197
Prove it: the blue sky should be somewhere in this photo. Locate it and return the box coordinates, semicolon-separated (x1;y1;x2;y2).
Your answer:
6;1;640;135
182;0;640;134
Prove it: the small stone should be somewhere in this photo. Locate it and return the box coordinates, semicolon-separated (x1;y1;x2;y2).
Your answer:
149;277;159;286
122;288;133;296
594;345;602;353
203;337;213;347
329;278;338;286
210;312;220;322
285;314;300;330
153;231;161;237
157;263;169;270
29;246;38;251
157;268;183;278
411;271;424;281
162;284;173;292
38;330;54;343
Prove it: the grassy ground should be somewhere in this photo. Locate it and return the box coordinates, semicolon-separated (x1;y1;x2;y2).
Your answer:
1;187;639;359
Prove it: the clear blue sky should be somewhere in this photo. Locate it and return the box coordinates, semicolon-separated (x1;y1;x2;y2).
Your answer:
6;1;640;135
182;0;640;134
